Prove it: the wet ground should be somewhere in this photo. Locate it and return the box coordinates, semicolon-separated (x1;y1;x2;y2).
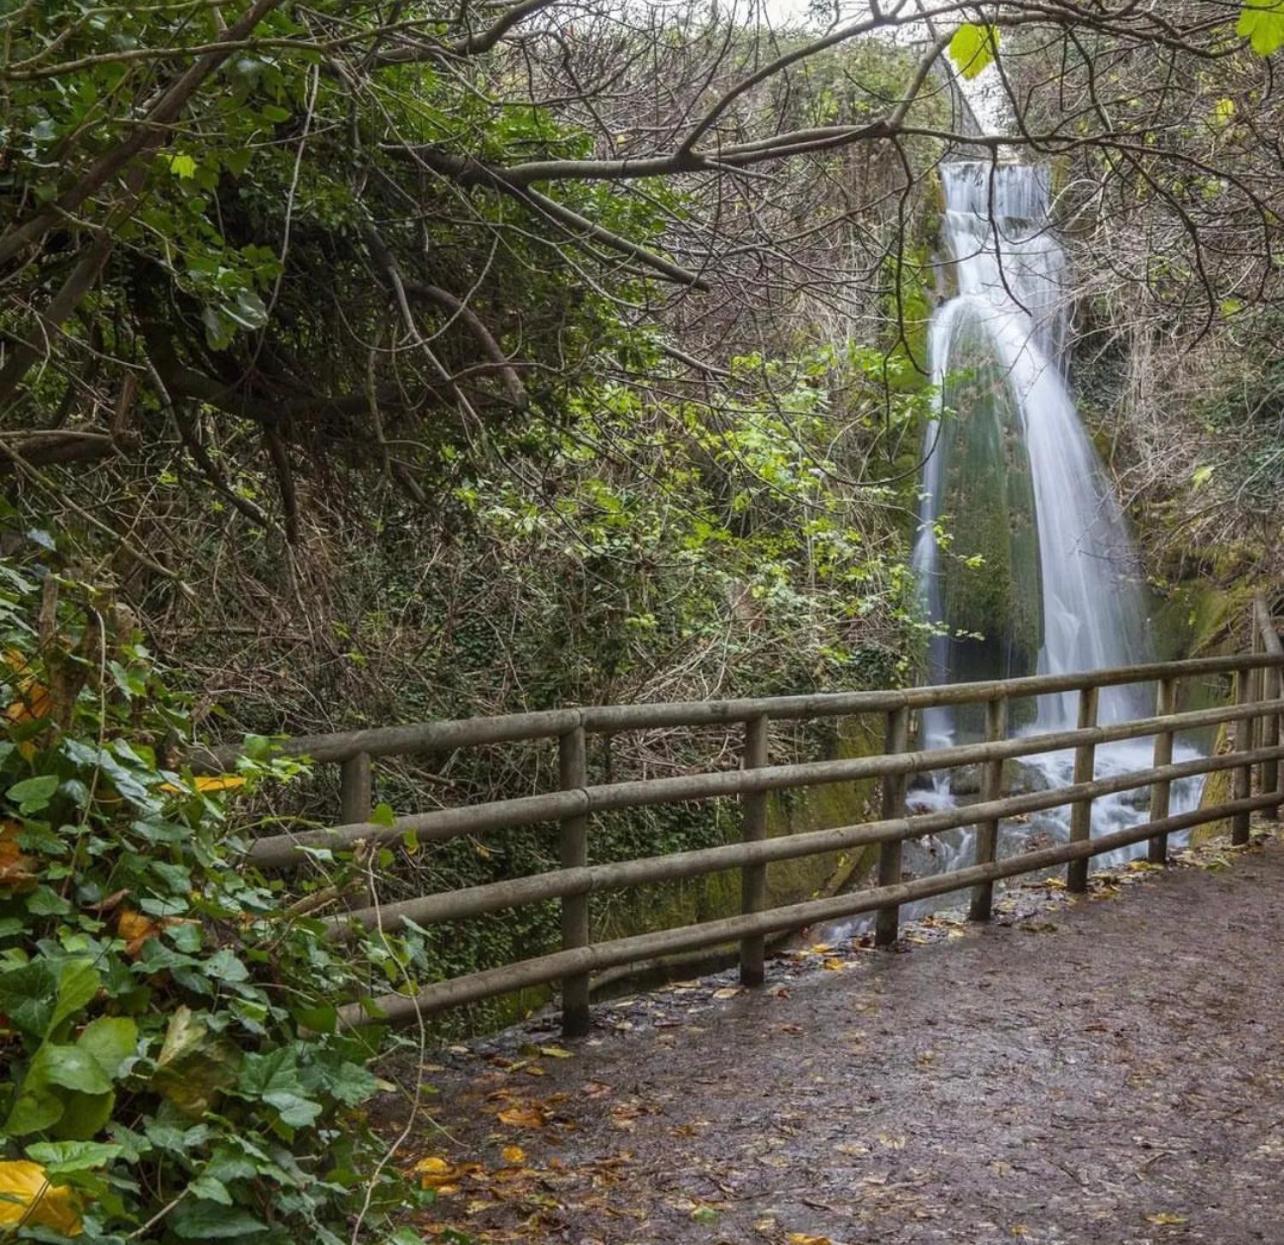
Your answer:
387;826;1284;1244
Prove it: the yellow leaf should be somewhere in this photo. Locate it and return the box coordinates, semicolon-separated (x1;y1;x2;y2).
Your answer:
538;1045;573;1059
412;1156;458;1190
787;1234;833;1245
949;22;1000;79
1146;1212;1189;1226
500;1145;526;1166
0;822;37;891
0;1161;83;1236
158;775;247;795
116;908;183;959
497;1103;548;1129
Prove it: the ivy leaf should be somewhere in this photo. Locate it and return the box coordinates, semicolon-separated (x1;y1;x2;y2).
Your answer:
320;1061;379;1106
0;959;99;1040
238;1048;323;1128
24;1141;122;1176
949;22;1000;79
26;885;72;916
6;774;58;813
188;1174;233;1205
49;960;101;1035
50;1090;116;1142
171;1200;269;1239
77;1017;138;1080
1239;1;1284;55
206;948;251;983
41;1045;114;1095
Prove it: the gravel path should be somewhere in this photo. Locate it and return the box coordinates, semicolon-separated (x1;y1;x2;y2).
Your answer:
391;830;1284;1244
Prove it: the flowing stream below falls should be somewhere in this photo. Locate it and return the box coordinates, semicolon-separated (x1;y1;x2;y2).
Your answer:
834;164;1207;935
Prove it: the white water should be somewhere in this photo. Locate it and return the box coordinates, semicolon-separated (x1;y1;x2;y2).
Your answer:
844;165;1207;930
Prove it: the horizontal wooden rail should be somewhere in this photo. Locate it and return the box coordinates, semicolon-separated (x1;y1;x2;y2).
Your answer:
249;694;1281;867
218;630;1284;1035
327;742;1284;938
196;650;1284;774
336;789;1283;1029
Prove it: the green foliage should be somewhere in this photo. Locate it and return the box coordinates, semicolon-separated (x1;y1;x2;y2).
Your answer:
1239;1;1284;56
949;23;1000;80
0;558;418;1242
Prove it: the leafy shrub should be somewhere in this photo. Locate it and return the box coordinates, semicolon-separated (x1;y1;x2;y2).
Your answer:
0;558;417;1243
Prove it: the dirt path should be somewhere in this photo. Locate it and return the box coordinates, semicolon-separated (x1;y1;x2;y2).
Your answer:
389;831;1284;1244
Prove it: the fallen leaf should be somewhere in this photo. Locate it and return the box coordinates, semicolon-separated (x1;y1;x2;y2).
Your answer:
538;1045;573;1059
117;908;162;957
0;1161;82;1236
500;1146;526;1166
787;1234;833;1245
0;822;37;891
1145;1212;1189;1226
497;1102;548;1129
158;774;246;795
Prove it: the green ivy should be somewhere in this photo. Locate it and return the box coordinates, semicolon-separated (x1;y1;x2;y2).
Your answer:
0;557;421;1243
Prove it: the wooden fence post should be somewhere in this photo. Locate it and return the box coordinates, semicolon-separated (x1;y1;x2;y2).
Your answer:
969;697;1008;922
340;752;372;824
558;725;591;1037
340;752;376;908
739;714;770;987
1066;686;1098;893
1254;595;1283;818
1233;668;1253;846
875;706;910;947
1265;663;1282;821
1148;677;1177;864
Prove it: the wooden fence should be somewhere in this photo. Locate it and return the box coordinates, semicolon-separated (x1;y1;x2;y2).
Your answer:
204;600;1284;1037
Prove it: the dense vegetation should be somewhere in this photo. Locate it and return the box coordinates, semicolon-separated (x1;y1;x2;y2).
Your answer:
4;0;1284;1239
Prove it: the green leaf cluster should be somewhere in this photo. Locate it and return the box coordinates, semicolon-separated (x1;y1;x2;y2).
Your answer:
0;559;416;1242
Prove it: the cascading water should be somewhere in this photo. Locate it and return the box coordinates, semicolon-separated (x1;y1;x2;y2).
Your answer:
897;163;1205;900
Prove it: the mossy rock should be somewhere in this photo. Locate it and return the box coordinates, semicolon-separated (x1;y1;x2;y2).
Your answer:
1192;722;1233;845
932;304;1043;683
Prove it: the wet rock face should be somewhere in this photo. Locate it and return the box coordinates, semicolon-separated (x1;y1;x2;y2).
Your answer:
934;306;1044;686
948;763;983;796
944;759;1052;797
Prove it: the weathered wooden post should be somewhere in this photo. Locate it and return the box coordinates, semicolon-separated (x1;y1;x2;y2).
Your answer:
1066;685;1098;893
558;725;591;1037
341;752;376;907
969;697;1008;922
1253;597;1282;819
1147;677;1177;864
1233;668;1253;846
875;705;910;947
340;752;373;824
739;714;770;987
1265;661;1283;820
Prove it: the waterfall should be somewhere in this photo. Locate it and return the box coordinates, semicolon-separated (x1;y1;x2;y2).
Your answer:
915;163;1150;738
898;161;1205;886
